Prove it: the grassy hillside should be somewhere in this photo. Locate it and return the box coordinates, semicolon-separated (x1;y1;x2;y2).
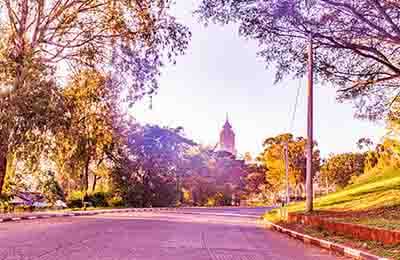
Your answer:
264;167;400;259
265;167;400;224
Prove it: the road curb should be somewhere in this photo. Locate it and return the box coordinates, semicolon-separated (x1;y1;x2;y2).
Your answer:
0;207;180;224
259;219;392;260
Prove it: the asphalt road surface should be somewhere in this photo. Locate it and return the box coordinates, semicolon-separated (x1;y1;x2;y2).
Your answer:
0;207;348;260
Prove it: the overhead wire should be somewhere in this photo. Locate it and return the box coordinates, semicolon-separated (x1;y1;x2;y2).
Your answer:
289;78;302;134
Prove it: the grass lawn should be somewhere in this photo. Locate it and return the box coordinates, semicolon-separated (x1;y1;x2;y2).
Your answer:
265;167;400;229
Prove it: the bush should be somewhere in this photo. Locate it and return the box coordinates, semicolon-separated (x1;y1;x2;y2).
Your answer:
0;194;11;212
87;192;111;207
107;195;124;208
66;191;84;208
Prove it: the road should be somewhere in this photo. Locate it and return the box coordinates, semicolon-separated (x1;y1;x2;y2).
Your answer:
0;207;347;260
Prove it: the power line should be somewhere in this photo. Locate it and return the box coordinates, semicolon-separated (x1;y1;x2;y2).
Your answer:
289;79;302;133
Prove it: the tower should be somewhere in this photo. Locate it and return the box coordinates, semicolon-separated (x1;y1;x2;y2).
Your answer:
219;114;236;155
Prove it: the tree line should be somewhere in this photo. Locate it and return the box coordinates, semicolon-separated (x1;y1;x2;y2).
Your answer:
2;0;400;209
243;117;400;205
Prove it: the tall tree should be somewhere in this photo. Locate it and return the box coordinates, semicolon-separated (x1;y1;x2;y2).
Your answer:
0;65;66;194
320;153;366;188
112;125;195;207
0;0;190;194
259;133;320;194
196;0;400;119
53;69;116;196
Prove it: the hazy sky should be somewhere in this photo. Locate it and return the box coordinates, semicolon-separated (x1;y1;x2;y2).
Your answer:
131;0;385;158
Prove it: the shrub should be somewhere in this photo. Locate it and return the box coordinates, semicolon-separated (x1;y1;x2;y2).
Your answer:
87;192;111;207
107;195;124;208
0;194;11;212
66;191;84;208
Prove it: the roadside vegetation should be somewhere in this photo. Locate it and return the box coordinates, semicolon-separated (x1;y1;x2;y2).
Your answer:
265;167;400;224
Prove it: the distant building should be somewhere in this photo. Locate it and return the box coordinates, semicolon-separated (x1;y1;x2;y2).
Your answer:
218;115;236;156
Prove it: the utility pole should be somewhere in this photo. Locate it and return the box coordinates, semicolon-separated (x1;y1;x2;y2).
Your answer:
305;0;314;212
284;142;290;205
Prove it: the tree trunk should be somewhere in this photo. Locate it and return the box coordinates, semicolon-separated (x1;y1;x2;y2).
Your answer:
92;174;97;192
0;154;7;195
143;175;151;208
83;155;90;193
81;154;91;206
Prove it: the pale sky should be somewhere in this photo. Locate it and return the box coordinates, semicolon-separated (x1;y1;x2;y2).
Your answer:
131;0;385;158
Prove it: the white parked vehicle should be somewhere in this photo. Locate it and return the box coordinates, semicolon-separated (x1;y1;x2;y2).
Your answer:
32;201;48;208
55;200;67;208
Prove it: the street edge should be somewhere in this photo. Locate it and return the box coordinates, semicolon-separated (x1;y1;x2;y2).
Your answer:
259;219;392;260
0;205;267;224
0;207;179;223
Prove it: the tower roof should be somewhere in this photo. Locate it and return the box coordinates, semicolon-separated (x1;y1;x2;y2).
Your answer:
223;113;232;129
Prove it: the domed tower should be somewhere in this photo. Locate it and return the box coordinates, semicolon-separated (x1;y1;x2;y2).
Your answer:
219;114;236;156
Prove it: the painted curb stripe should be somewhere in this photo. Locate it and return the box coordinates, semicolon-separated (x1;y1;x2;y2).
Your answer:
262;220;391;260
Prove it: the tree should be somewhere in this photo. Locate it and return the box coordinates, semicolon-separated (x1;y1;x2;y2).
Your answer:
180;146;248;206
356;137;379;171
0;67;66;194
56;69;116;196
244;163;269;197
0;0;191;194
0;0;190;93
196;0;400;119
357;137;374;151
259;133;320;195
320;153;366;188
37;170;64;205
112;125;196;207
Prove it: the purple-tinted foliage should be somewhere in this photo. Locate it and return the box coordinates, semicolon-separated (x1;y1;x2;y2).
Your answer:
196;0;400;120
109;15;191;106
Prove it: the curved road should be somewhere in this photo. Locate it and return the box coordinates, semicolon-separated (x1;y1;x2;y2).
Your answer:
0;207;347;260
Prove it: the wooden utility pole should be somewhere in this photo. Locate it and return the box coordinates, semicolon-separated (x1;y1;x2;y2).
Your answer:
305;31;314;212
284;142;290;205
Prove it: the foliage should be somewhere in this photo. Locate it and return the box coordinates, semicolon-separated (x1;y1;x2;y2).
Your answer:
66;191;84;208
0;64;66;194
183;175;217;206
53;69;117;195
245;166;268;195
243;163;272;204
107;195;124;208
0;193;11;211
37;170;65;205
259;133;320;194
0;0;191;195
196;0;400;120
87;192;112;208
0;0;191;97
320;152;366;188
181;148;247;206
110;125;195;207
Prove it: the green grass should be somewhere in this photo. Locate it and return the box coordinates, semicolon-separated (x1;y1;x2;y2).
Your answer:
265;167;400;226
335;217;400;230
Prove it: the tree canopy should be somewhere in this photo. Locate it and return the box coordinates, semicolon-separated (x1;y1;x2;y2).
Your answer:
197;0;400;119
0;0;191;195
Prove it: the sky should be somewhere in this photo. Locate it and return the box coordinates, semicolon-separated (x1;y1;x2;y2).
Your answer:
131;0;386;158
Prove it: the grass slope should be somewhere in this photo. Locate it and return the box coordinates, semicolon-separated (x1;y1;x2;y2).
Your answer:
264;167;400;259
265;167;400;226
